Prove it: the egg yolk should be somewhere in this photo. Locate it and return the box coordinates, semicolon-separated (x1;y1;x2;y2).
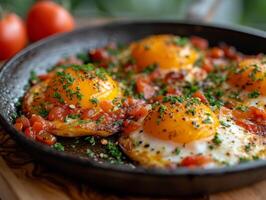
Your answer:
228;58;266;95
143;99;219;143
45;65;120;108
130;34;199;72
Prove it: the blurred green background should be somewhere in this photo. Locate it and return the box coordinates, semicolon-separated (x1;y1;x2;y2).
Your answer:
1;0;266;30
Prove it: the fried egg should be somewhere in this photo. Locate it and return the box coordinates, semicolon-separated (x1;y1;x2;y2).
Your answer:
228;58;266;95
219;58;266;110
130;35;199;73
23;64;121;137
119;98;265;168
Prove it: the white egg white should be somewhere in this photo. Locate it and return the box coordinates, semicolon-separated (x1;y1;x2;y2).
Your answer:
119;112;265;168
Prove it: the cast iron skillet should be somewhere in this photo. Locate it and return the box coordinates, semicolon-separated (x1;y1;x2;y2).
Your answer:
0;21;266;197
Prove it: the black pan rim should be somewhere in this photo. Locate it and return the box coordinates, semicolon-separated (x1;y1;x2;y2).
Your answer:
0;20;266;177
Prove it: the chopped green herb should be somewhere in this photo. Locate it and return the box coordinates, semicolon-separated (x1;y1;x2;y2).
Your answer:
38;108;49;118
106;141;122;161
53;143;65;151
202;116;212;124
248;90;260;98
220;121;230;127
172;37;189;46
173;148;180;155
212;133;222;145
162;96;184;104
84;136;96;146
86;149;95;157
89;97;99;104
142;64;157;74
77;53;90;63
235;105;248;112
244;144;251;153
53;92;64;104
30;70;40;84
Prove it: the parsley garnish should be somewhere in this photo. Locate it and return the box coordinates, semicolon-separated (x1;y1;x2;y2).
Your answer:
30;70;40;84
89;98;99;104
142;64;157;74
248;90;260;98
84;136;96;146
212;133;222;145
53;143;65;151
106;141;122;161
173;148;180;155
86;149;95;157
172;37;189;46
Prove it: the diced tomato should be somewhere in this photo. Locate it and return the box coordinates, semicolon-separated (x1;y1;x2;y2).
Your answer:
249;107;266;123
220;106;231;115
36;131;56;145
232;106;266;135
193;91;208;104
89;48;109;62
164;71;184;84
235;119;266;136
149;69;161;81
123;97;135;107
38;72;54;81
201;59;214;73
100;100;113;113
181;155;211;167
128;106;148;119
190;36;208;50
32;121;45;133
209;47;224;58
14;122;23;131
220;45;238;60
48;106;66;121
24;127;36;139
233;106;266;125
136;77;155;99
15;115;30;130
166;86;181;96
81;109;95;120
123;120;141;134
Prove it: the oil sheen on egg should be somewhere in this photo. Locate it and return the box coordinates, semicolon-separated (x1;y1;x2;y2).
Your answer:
130;35;199;73
119;98;265;168
228;58;266;95
45;64;121;109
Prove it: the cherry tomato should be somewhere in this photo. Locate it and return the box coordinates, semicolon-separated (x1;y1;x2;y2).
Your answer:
0;13;27;60
26;1;75;41
123;120;141;135
193;91;208;104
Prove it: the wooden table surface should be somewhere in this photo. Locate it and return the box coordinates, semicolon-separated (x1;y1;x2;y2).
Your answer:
0;18;265;200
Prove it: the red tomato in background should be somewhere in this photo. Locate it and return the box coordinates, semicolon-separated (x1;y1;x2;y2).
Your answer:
0;13;27;60
26;1;75;42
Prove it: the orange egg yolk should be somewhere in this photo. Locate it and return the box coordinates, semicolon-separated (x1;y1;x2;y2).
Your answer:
130;34;199;72
228;58;266;95
45;65;120;108
143;99;219;143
